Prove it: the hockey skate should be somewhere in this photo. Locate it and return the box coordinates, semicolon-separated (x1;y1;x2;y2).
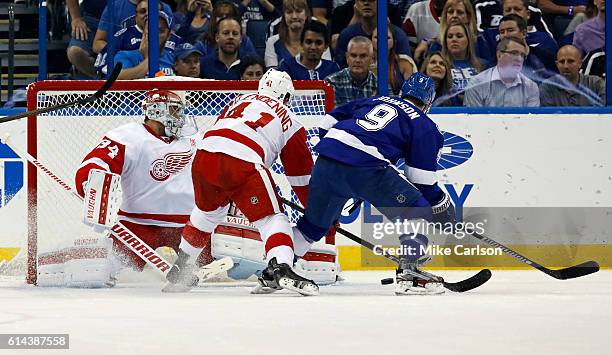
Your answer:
162;249;199;293
395;257;445;295
251;258;319;296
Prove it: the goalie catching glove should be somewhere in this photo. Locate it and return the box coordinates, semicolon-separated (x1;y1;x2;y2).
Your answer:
82;169;121;231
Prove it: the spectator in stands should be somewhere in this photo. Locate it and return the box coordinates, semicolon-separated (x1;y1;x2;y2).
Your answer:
581;48;605;78
371;25;413;95
473;0;553;34
66;0;107;78
540;45;605;106
200;16;244;79
175;0;213;44
92;0;174;54
464;36;540;107
538;0;587;25
420;51;455;106
325;36;379;106
265;0;332;68
278;21;340;80
478;14;557;78
193;1;257;57
115;10;175;79
564;0;597;39
403;0;446;47
335;0;413;72
441;23;482;105
311;0;332;24
173;42;203;77
329;1;404;51
240;55;266;80
501;0;558;55
573;0;605;56
229;0;282;24
537;0;586;45
94;0;181;78
329;1;362;51
413;0;478;63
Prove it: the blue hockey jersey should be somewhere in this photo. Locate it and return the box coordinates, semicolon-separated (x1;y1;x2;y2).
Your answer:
315;96;444;202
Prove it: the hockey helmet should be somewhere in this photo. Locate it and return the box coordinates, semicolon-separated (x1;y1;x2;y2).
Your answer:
143;89;195;138
258;69;295;105
400;73;436;113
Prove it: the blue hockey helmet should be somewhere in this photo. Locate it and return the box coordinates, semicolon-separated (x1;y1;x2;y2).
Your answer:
400;73;436;113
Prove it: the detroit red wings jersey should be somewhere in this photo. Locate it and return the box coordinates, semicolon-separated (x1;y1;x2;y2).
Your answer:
75;122;196;227
199;93;313;204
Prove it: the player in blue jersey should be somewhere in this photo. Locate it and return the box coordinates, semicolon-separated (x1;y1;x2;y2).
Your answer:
294;72;456;295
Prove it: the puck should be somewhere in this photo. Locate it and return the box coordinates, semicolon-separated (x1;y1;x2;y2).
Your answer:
380;278;394;285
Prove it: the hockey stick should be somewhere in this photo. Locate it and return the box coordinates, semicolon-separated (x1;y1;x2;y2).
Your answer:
281;198;491;292
468;231;599;280
333;201;599;280
0;63;122;124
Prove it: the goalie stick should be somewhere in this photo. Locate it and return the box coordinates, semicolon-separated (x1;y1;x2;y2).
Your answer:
0;63;122;124
325;200;599;280
281;198;491;292
1;135;233;284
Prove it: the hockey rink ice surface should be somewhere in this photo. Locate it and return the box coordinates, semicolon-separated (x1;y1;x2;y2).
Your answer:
1;270;611;355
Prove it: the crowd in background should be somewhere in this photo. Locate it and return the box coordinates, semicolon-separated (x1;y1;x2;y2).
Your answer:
60;0;606;107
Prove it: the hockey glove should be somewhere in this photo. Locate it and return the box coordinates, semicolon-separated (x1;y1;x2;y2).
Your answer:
431;193;456;227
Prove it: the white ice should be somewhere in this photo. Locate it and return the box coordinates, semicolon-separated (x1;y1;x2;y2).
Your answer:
1;270;611;355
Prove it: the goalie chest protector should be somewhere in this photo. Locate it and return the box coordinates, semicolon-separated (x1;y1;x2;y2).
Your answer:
81;122;197;227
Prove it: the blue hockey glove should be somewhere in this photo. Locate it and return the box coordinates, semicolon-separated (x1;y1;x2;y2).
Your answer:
431;193;456;226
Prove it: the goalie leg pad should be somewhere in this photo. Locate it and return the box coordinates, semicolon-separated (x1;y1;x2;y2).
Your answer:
212;227;267;280
294;244;339;285
83;169;121;229
37;237;119;288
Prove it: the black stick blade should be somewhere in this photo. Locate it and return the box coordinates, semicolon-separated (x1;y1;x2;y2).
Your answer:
443;269;492;292
550;260;600;280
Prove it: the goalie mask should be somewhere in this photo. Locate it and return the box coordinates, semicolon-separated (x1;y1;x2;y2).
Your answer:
258;69;295;106
143;89;197;138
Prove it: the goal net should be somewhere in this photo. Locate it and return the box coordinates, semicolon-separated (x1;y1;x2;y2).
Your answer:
22;77;334;284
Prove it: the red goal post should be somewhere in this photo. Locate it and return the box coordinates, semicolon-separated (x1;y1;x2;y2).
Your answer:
25;78;334;284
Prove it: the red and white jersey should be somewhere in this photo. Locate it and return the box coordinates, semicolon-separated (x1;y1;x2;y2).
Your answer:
75;122;197;227
199;93;313;204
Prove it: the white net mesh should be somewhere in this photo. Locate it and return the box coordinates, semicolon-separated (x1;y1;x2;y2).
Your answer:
26;78;331;283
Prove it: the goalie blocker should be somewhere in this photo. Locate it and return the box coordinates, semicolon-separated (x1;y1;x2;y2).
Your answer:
83;169;121;230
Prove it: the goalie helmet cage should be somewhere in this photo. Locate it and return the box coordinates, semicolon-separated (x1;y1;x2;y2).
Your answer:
25;78;334;284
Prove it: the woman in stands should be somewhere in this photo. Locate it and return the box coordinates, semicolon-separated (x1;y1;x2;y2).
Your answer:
414;0;478;63
264;0;331;68
441;23;482;105
371;25;414;95
420;51;455;107
175;0;213;44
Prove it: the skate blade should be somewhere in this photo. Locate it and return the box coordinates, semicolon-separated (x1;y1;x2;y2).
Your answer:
278;276;319;296
196;257;234;284
394;281;445;296
250;277;281;294
250;284;280;294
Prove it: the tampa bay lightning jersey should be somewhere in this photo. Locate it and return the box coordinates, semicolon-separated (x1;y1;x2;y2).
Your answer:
315;96;444;202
